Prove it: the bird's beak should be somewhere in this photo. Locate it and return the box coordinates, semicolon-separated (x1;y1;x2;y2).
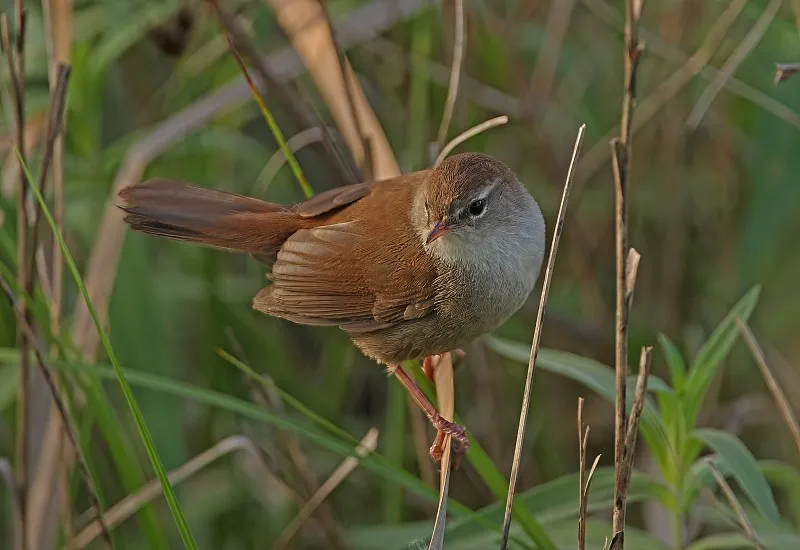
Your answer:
426;219;450;244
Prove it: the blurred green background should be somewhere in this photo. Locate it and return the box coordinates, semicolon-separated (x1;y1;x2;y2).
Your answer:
1;0;800;548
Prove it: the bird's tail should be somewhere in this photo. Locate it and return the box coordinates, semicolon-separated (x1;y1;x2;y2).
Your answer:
118;179;303;262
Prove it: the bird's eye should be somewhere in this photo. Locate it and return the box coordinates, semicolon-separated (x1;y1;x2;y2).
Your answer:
468;198;486;217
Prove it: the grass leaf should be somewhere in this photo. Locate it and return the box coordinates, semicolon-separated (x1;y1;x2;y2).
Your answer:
695;428;780;524
684;287;761;425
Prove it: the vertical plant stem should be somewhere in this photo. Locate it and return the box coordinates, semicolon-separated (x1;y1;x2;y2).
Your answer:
499;124;585;549
2;10;28;548
434;0;465;154
610;1;644;548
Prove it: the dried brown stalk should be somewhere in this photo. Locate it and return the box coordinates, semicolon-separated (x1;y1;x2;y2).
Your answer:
609;1;645;547
265;0;400;180
611;346;652;550
25;64;70;311
433;115;508;168
434;0;465;154
273;429;379;550
736;318;800;458
0;275;112;549
317;0;372;180
707;462;763;550
577;397;601;550
1;10;28;549
499;124;586;549
73;435;277;548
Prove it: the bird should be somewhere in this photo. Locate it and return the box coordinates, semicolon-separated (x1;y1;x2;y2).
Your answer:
118;152;546;465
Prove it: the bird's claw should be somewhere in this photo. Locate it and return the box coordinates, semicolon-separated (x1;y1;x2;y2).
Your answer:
428;416;469;469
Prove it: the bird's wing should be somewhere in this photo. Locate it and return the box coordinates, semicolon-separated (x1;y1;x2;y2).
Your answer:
254;176;438;332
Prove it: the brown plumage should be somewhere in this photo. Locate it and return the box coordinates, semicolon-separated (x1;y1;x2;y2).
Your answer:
118;152;547;464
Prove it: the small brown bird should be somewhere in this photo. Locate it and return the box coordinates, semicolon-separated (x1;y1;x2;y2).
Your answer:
119;152;546;464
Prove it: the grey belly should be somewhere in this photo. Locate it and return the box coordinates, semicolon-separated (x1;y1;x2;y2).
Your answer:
350;285;528;365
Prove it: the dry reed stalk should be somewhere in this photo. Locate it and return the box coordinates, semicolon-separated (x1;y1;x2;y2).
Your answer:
73;435;279;548
0;275;112;549
499;124;586;549
609;1;645;546
1;10;28;549
707;462;763;550
273;429;379;550
736;318;800;458
434;0;465;154
265;0;400;180
577;397;602;550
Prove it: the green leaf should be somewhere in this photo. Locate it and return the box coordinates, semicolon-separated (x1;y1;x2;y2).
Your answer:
0;352;526;545
658;333;687;391
694;428;780;524
684;287;760;425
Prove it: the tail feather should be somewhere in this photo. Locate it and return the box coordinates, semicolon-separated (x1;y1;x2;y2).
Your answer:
118;179;302;263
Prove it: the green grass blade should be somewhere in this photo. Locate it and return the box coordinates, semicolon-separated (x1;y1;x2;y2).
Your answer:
694;428;780;524
0;351;530;544
16;149;198;549
684;286;761;426
658;333;687;392
216;348;359;445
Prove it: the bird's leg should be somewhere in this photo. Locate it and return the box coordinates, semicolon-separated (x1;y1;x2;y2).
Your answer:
392;365;469;466
422;348;466;380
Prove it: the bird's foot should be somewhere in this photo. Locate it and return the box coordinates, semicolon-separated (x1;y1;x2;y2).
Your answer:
429;415;469;469
422;348;466;380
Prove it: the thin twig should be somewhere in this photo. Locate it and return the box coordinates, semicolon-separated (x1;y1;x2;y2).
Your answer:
707;461;763;550
774;62;800;85
73;435;276;548
685;0;783;130
736;318;800;458
433;115;508;168
578;398;588;550
577;0;754;187
610;346;652;550
0;275;113;550
610;1;644;547
434;0;465;154
577;398;602;550
273;428;379;550
499;123;586;549
26;64;70;309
